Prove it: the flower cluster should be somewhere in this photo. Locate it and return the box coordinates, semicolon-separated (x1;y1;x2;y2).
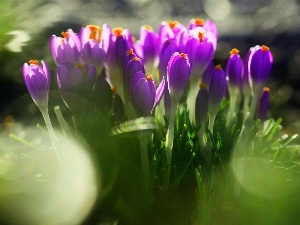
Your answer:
22;18;274;191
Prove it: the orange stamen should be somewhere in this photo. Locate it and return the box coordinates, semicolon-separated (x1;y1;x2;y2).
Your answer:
261;45;269;52
111;86;117;93
127;48;134;55
215;64;222;70
168;20;179;30
230;48;239;55
29;59;38;65
145;74;152;81
112;27;123;36
179;53;188;60
61;31;69;38
263;87;270;92
194;18;205;26
198;32;205;43
199;83;207;89
87;25;102;43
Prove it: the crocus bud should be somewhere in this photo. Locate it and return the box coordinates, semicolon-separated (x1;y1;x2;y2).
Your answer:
257;87;270;121
22;60;50;110
195;83;208;126
125;56;145;92
226;48;244;91
158;39;178;80
167;52;191;100
50;29;81;65
249;45;273;86
130;72;165;117
208;65;227;115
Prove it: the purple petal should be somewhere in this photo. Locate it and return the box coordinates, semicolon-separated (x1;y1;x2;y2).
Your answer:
152;76;166;112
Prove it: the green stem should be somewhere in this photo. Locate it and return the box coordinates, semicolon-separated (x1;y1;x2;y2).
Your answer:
163;100;177;191
40;107;61;164
140;130;151;200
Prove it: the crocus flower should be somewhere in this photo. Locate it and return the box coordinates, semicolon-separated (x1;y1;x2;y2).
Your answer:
79;25;106;71
56;62;96;112
195;83;208;127
125;56;145;92
226;48;244;91
134;25;159;65
208;65;227;131
188;18;218;39
50;29;81;65
106;27;130;101
130;71;165;117
201;60;214;89
158;38;178;80
185;29;215;78
257;87;270;121
22;60;50;110
167;52;191;100
249;45;273;87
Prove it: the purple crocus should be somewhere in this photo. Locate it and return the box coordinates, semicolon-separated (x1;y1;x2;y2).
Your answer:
130;71;165;117
79;25;106;71
56;62;96;112
249;45;273;86
167;52;191;100
134;25;159;65
105;27;130;101
257;87;270;121
50;29;81;65
209;65;227;111
22;60;50;110
226;48;244;91
208;65;227;131
125;56;145;92
188;18;218;39
185;29;215;78
158;38;178;80
195;83;209;126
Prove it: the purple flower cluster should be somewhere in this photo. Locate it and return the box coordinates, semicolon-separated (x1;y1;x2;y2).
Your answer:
22;18;273;126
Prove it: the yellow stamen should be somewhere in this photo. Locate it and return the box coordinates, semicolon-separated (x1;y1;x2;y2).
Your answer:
75;62;85;69
263;87;270;92
144;25;153;31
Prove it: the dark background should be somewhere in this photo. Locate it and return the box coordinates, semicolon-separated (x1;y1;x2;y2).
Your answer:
1;0;300;132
